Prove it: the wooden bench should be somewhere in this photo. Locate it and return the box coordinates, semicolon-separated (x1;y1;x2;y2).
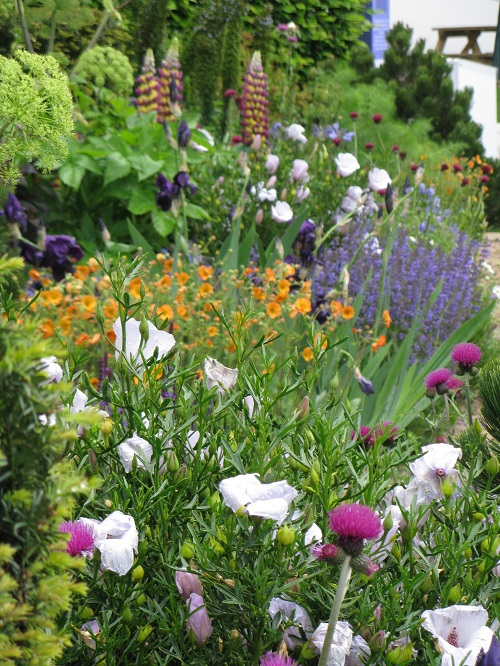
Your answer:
433;26;496;65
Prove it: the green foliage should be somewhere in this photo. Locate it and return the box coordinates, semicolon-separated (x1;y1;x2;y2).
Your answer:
74;45;134;97
0;49;74;186
379;23;484;156
478;359;500;443
0;261;98;664
25;0;94;49
481;157;500;228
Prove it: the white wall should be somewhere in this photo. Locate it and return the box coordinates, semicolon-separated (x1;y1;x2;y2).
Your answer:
390;0;499;54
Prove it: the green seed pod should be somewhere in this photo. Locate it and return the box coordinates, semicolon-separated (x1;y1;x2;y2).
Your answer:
132;565;145;581
276;525;295;547
121;607;133;623
181;542;195;559
447;583;461;603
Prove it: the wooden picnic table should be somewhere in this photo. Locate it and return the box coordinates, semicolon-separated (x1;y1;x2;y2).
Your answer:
434;26;496;65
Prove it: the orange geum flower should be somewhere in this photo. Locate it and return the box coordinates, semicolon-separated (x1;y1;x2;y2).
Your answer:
74;265;90;280
302;347;314;362
207;325;218;337
177;306;189;318
58;316;72;336
265;268;276;282
176;272;190;286
46;289;63;306
107;328;117;344
28;269;41;281
40;319;55;338
266;301;282;319
330;300;342;317
88;257;100;272
198;265;213;281
155;275;172;289
157;304;174;321
87;333;101;345
294;297;312;315
382;309;392;328
341;305;355;320
76;333;89;346
284;264;296;277
104;302;119;319
277;279;290;296
163;258;173;271
372;335;387;352
199;283;214;297
252;287;266;301
81;295;97;311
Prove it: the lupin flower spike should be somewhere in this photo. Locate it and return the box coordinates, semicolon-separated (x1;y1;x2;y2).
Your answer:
134;49;159;114
241;51;269;146
157;37;183;123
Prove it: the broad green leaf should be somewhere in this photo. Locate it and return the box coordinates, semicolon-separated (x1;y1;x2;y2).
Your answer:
59;161;85;189
127;189;156;215
127;219;153;256
184;203;210;220
104;152;131;186
75;153;102;176
128;154;164;181
152;209;176;236
238;223;256;268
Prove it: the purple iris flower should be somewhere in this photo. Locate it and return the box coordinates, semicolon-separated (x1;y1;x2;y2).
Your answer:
0;193;27;232
156;173;179;211
177;119;191;148
174;171;196;195
20;234;84;282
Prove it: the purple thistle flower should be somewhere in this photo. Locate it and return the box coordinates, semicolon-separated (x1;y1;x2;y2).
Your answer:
351;426;374;448
451;342;482;370
312;543;340;561
424;368;452;390
59;521;95;557
260;653;298;666
446;376;463;392
329;504;382;556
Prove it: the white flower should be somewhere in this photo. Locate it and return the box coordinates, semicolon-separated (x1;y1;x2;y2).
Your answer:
335;153;360;178
219;473;298;524
190;141;208;153
70;389;89;413
113;317;175;368
340;186;363;213
422;605;494;666
39;413;57;426
39;356;63;384
482;260;495;275
198;128;214;146
81;510;138;576
266;155;280;174
310;621;371;666
118;434;153;473
492;285;500;299
291;159;309;181
409;443;462;497
304;522;322;546
271;201;293;223
244;395;255;418
385;477;436;527
250;182;277;202
296;186;311;203
286;123;307;144
204;357;238;394
368;167;392;191
268;598;313;650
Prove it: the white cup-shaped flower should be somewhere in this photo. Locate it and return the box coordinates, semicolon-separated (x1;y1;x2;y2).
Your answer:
409;443;462;497
268;597;314;650
286;123;307;144
421;605;493;666
113;317;175;368
266;154;280;175
368;167;392;191
271;201;293;223
204;357;238;394
258;187;277;203
118;433;153;473
82;510;138;576
291;159;309;181
219;473;298;525
304;522;323;546
310;621;370;666
335;153;360;178
39;356;63;384
296;186;311;203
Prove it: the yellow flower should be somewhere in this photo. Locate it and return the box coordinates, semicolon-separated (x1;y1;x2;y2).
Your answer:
157;304;174;321
266;301;282;319
382;309;392;328
341;305;355;320
199;283;214;297
252;287;266;301
207;325;218;337
198;265;213;281
81;295;97;312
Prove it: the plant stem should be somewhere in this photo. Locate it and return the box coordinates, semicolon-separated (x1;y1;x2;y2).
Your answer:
318;556;352;666
15;0;34;53
464;372;473;426
48;10;57;53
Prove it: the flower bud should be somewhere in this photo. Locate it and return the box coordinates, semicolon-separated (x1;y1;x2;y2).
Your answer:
166;450;180;474
181;542;195;559
121;607;133;623
297;396;310;419
100;418;113;436
485;455;500;476
137;624;152;642
139;317;150;343
387;643;416;664
369;630;386;652
447;583;461;603
255;209;264;224
276;525;295;546
132;565;145;581
186;593;213;645
176;570;203;600
441;475;455;498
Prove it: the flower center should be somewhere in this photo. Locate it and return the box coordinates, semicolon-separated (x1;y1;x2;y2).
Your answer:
447;627;459;648
436;468;446;477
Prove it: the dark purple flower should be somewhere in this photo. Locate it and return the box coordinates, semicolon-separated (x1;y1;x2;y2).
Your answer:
177;120;191;148
21;234;84;282
156;173;178;211
385;183;394;214
373;421;399;444
476;634;500;666
351;426;374;448
312;543;340;561
349;111;359;120
446;376;463;392
365;142;375;151
2;193;27;232
425;368;451;390
174;171;196;195
372;114;382;123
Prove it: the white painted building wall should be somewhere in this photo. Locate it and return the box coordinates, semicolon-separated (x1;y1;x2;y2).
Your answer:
390;0;499;53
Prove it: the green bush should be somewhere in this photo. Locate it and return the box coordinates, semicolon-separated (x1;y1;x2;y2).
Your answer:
74;45;134;97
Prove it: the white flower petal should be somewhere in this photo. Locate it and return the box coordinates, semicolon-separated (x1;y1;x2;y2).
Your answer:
204;357;238;393
422;605;489;652
247;498;291;523
305;523;323;546
269;597;313;650
368;167;392;192
118;434;153;473
39;356;63;384
71;389;89;414
99;538;135;576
